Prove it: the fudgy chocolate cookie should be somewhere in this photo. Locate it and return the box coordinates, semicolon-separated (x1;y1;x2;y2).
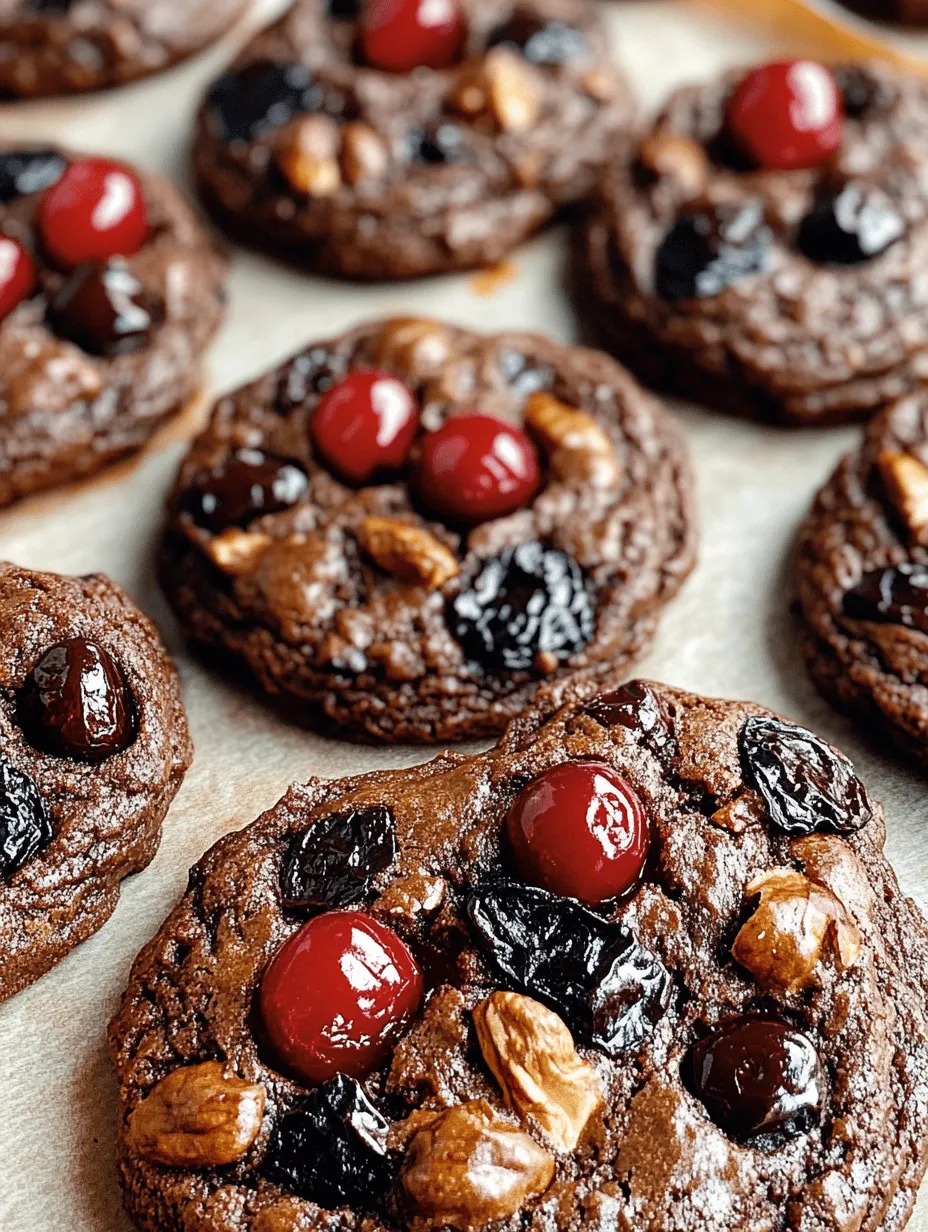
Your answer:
581;60;928;425
108;680;928;1232
0;0;250;98
837;0;928;23
193;0;634;279
0;562;192;1003
158;317;696;743
0;146;226;507
796;391;928;768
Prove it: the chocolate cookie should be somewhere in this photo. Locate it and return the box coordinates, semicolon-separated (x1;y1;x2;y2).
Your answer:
795;391;928;768
108;679;928;1232
580;59;928;426
0;0;250;98
0;146;226;507
0;562;192;1003
157;317;696;743
193;0;634;280
837;0;928;23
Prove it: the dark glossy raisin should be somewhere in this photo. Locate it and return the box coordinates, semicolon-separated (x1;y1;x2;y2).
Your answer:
47;261;158;357
0;148;66;202
688;1016;824;1144
798;180;905;264
449;543;594;673
496;348;554;396
263;1074;392;1208
182;449;309;533
656;200;770;300
281;805;397;911
486;12;589;64
206;60;322;144
407;123;469;165
739;714;872;836
468;881;672;1055
584;680;676;765
18;637;137;764
843;562;928;632
275;346;347;410
831;65;878;118
0;758;53;881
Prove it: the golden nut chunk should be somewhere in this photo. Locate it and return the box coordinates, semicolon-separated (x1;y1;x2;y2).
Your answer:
205;529;272;575
732;868;863;993
400;1099;555;1230
524;392;621;487
358;517;459;590
276;114;342;197
473;992;602;1152
451;49;541;133
341;122;390;186
375;317;453;375
126;1062;265;1168
878;450;928;544
638;130;709;200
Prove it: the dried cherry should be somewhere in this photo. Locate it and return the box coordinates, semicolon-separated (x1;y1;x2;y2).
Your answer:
0;758;53;881
467;881;672;1055
0;148;65;202
842;562;928;633
281;804;397;911
739;714;872;836
263;1074;392;1208
206;60;322;144
656;201;770;300
798;180;905;265
486;13;589;64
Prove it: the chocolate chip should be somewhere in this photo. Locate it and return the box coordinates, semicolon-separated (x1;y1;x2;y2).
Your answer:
843;562;928;632
584;680;676;764
182;449;309;533
276;346;346;410
206;60;323;144
688;1016;824;1143
486;13;589;64
656;200;770;300
0;759;53;881
47;261;158;357
17;638;137;764
497;348;554;396
0;148;66;202
798;181;905;264
407;123;470;165
831;65;879;118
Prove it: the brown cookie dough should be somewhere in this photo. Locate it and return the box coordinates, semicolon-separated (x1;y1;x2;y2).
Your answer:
580;61;928;426
0;0;251;98
795;391;928;769
0;146;226;508
157;317;696;743
0;562;192;1003
108;679;928;1232
193;0;634;280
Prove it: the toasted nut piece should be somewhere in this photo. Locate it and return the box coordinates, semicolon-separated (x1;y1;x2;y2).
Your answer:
276;115;342;197
341;122;390;186
451;50;541;133
525;392;620;487
126;1062;265;1168
710;791;764;834
879;450;928;544
790;834;876;926
358;517;459;590
400;1099;554;1229
580;68;618;101
474;992;602;1152
732;868;862;993
638;130;709;200
375;317;453;375
374;873;446;925
205;529;272;575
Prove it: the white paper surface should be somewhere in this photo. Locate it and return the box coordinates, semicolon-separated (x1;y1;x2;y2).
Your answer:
0;1;926;1227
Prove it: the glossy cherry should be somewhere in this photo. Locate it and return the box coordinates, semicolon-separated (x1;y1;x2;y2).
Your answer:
726;61;842;171
37;157;150;271
0;236;36;322
312;370;419;485
506;761;650;904
260;910;423;1085
360;0;465;73
416;413;540;525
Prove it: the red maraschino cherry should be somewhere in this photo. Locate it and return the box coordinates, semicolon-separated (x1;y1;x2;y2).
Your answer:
38;157;150;271
726;61;842;171
360;0;466;73
506;761;650;904
0;235;35;322
312;370;419;485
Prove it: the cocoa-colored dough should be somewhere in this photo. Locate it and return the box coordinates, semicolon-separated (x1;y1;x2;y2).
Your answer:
108;680;928;1232
0;562;192;1003
158;318;696;743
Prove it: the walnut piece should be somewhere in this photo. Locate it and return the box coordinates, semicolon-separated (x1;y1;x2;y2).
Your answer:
400;1100;554;1230
732;868;863;993
205;529;271;575
276;115;342;197
638;130;709;199
451;49;541;133
375;317;453;376
878;450;928;544
474;992;602;1152
525;392;620;487
126;1062;265;1168
790;834;876;927
342;122;389;186
358;517;459;590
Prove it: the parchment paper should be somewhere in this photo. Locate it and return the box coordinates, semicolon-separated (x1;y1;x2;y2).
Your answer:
1;1;926;1227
